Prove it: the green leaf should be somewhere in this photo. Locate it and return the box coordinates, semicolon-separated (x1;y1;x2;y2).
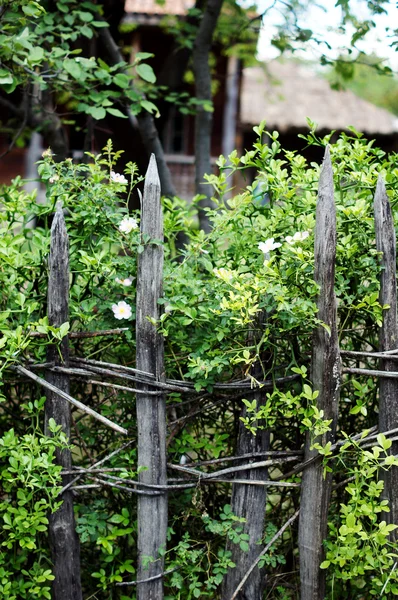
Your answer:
0;70;13;85
78;11;94;22
114;73;131;89
239;541;249;552
22;3;44;16
107;108;128;118
320;560;330;569
136;63;156;84
108;514;125;524
63;58;83;80
140;100;159;117
135;52;154;61
28;47;45;64
86;106;106;120
57;1;69;13
59;322;70;338
346;513;355;529
80;25;93;39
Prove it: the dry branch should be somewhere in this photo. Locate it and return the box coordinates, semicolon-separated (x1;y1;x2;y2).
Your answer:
229;509;300;600
60;441;134;495
15;365;128;435
343;367;398;378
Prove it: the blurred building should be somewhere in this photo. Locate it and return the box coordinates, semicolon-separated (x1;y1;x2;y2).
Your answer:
241;60;398;161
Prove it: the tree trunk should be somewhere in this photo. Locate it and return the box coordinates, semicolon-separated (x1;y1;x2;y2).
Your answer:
192;0;224;232
32;86;68;162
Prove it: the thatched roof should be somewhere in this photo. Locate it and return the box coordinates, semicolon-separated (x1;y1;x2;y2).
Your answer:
241;61;398;135
124;0;194;15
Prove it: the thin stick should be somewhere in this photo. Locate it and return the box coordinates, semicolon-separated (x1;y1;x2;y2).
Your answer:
208;478;300;488
74;471;300;491
72;484;100;490
15;365;128;435
62;467;131;475
115;568;178;587
70;361;194;393
343;367;398;378
90;476;162;496
229;509;300;600
29;328;128;339
72;357;155;379
168;458;299;480
96;471;300;489
341;350;398;360
88;380;162;396
191;451;302;467
72;357;299;391
60;440;134;494
20;358;299;393
380;562;397;595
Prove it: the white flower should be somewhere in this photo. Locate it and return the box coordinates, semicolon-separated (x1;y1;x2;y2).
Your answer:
258;238;282;254
42;148;52;158
49;175;59;184
112;301;132;320
110;171;128;184
285;231;310;244
119;216;138;233
115;277;133;286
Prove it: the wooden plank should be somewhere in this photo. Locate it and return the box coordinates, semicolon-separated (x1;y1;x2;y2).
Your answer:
374;175;398;535
298;147;341;600
136;155;168;600
220;388;269;600
45;203;82;600
221;320;269;600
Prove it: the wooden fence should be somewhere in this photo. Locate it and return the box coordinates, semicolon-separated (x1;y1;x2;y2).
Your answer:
11;149;398;600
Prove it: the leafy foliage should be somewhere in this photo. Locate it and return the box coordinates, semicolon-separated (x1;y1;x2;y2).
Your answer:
0;401;67;599
1;129;398;597
0;0;157;122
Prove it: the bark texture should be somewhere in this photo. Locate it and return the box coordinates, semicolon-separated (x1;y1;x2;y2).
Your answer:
374;175;398;536
221;392;269;600
192;0;224;232
298;147;340;600
136;155;168;600
45;204;82;600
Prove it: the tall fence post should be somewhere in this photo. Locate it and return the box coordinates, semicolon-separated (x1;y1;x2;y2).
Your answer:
374;175;398;535
136;154;168;600
298;146;341;600
221;389;269;600
45;203;82;600
221;320;269;600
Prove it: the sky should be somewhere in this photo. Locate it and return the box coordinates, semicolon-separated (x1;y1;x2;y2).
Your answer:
240;0;398;70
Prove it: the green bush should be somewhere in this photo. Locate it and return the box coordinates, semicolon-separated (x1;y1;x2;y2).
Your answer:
1;128;398;597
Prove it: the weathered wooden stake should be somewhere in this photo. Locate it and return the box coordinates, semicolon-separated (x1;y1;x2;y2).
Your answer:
374;175;398;535
298;147;340;600
136;155;168;600
45;203;82;600
221;389;269;600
